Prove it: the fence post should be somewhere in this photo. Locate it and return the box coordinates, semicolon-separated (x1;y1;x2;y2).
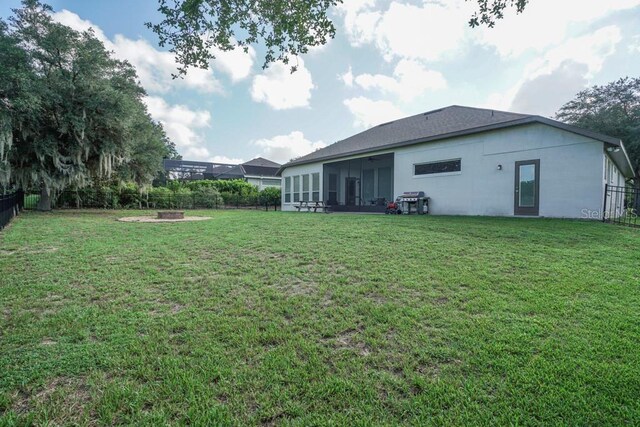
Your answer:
602;183;608;222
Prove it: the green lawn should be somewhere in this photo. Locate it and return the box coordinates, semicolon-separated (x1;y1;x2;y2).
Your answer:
1;210;639;425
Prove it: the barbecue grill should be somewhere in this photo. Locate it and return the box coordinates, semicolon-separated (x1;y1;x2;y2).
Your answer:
398;191;429;215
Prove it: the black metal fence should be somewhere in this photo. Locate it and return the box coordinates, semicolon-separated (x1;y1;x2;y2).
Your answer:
0;190;23;230
23;190;279;211
603;184;639;228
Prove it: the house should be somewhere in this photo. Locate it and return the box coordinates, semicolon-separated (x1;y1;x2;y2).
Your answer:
277;106;634;218
240;157;282;190
163;157;281;190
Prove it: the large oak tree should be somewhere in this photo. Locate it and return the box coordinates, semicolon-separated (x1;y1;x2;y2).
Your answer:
556;77;640;182
0;0;175;210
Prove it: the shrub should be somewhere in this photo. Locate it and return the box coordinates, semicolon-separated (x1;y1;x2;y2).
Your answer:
185;180;218;192
148;186;171;208
220;191;237;205
46;178;267;209
100;186;119;208
259;187;281;207
173;188;193;209
194;186;223;208
211;179;258;196
118;183;143;208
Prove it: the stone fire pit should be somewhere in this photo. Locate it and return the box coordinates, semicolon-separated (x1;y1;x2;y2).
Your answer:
118;211;211;223
157;211;184;220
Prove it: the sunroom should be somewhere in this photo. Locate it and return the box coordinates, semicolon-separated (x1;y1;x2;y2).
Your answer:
322;153;394;212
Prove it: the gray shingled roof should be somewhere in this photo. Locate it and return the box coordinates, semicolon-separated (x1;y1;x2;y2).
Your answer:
280;105;625;172
242;157;281;168
241;157;281;177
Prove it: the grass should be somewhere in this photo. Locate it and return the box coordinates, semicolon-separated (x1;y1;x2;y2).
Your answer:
0;210;639;426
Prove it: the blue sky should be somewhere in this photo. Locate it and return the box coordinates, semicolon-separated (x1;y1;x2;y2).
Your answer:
2;0;639;164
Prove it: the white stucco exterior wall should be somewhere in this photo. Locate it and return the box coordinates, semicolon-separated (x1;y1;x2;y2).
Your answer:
280;163;323;210
393;123;605;218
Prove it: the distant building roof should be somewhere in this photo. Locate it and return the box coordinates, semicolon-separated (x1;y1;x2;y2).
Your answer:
242;157;281;168
241;157;280;177
206;165;245;179
163;159;234;174
163;157;281;180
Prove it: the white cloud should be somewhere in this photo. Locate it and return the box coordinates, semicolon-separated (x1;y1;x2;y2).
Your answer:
479;0;640;57
250;57;314;109
338;0;639;65
630;35;640;53
340;66;354;87
354;59;446;102
212;45;256;82
524;26;622;81
209;155;245;164
336;0;381;47
184;146;212;160
252;131;326;163
110;34;222;94
484;25;623;116
52;9;110;43
510;62;590;117
343;97;404;128
371;1;472;62
143;96;211;159
338;0;473;62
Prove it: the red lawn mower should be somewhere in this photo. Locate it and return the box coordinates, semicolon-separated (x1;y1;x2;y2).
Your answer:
385;198;402;214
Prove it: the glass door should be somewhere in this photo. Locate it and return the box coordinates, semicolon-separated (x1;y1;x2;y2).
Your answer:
514;160;540;216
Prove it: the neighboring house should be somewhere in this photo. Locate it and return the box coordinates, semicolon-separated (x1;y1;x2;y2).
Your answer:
163;157;281;190
241;157;282;190
277;105;634;218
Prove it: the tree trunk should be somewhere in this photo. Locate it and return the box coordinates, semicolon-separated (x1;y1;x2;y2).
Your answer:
37;186;52;211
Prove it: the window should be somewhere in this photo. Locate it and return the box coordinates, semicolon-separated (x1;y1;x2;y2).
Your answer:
609;159;614;184
262;178;281;186
518;164;536;207
312;173;320;202
284;177;291;203
328;173;338;204
302;174;310;202
293;176;300;202
414;159;461;176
